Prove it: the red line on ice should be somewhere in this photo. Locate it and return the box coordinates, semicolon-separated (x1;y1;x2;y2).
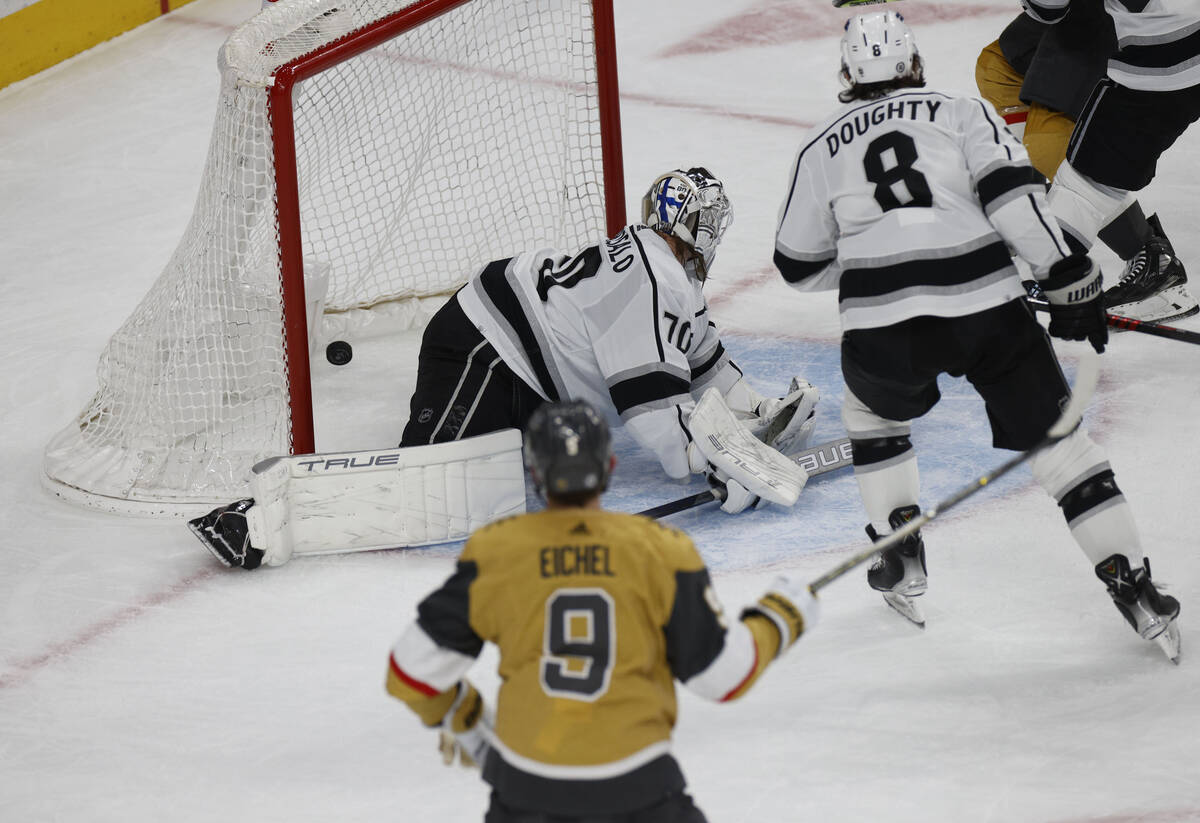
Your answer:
658;1;1016;58
0;566;219;691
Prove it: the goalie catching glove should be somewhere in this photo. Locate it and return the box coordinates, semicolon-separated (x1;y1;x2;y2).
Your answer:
745;378;818;455
723;376;819;455
687;388;809;514
1039;254;1108;354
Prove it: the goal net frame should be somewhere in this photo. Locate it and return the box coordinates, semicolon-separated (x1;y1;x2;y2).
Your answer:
43;0;625;515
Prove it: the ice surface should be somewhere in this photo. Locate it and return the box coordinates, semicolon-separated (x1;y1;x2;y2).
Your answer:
2;1;1199;821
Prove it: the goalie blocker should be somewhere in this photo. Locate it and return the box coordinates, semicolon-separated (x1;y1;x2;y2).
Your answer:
188;429;526;569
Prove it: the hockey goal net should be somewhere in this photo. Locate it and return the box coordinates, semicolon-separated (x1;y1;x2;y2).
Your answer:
43;0;624;515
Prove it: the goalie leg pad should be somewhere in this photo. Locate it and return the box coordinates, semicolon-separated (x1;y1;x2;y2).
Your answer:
689;388;807;507
248;429;526;566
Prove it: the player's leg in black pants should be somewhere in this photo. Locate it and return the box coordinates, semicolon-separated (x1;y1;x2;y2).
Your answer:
400;293;545;446
1059;79;1200;319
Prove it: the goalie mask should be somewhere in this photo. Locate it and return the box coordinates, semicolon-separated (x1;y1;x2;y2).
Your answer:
641;167;733;281
524;400;614;499
839;11;923;102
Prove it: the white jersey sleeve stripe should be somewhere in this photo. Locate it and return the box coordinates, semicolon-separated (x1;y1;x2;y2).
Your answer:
389;622;478;694
976;164;1046;215
681;619;760;703
629;230;667;362
462;258;565;401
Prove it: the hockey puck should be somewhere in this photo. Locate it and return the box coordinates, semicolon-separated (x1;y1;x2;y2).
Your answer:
326;340;353;366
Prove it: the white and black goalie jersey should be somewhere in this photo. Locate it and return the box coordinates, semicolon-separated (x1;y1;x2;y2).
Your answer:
1023;0;1200;92
456;225;739;479
775;88;1071;331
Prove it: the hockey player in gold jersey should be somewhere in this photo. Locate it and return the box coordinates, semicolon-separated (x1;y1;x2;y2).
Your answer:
385;400;820;822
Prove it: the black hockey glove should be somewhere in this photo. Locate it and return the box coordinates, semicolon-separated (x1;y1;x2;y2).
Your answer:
1039;254;1108;354
187;498;264;569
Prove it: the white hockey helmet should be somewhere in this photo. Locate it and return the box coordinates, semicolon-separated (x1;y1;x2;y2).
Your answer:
839;10;922;98
641;167;732;281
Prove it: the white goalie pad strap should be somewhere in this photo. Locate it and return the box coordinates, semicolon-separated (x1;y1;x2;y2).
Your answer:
247;429;526;566
689;388;808;507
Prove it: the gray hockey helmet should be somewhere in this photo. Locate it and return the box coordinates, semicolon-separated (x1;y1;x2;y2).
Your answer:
524;400;614;498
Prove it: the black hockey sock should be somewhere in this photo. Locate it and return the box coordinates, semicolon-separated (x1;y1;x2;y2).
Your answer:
1097;200;1153;260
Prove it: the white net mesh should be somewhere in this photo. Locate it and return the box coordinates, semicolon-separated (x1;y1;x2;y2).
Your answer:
44;0;615;513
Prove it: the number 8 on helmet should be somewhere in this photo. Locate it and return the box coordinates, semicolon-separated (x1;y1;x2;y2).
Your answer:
839;10;924;103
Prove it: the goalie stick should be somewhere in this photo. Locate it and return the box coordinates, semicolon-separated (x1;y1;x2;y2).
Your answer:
806;350;1101;595
1028;297;1200;346
637;436;853;519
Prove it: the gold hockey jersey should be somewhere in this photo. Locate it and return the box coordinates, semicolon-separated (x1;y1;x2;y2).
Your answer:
386;507;784;816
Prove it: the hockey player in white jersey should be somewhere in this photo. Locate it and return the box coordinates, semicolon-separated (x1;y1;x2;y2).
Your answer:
400;166;816;501
1023;0;1200;322
188;168;817;570
774;11;1179;660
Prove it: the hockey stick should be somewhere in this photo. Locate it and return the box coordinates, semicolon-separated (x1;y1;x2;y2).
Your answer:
1028;299;1200;346
807;350;1101;594
832;0;904;7
1103;313;1200;344
637;437;853;519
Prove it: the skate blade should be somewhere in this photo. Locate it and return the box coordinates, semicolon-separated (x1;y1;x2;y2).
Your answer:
1154;622;1181;665
882;592;925;629
1109;285;1199;326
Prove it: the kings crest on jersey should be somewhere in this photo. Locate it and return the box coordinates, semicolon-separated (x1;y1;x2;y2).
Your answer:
456;224;739;479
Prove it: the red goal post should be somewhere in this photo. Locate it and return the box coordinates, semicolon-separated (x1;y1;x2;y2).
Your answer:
43;0;625;515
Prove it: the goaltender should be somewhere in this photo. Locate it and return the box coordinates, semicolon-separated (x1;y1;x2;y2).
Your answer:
189;167;816;571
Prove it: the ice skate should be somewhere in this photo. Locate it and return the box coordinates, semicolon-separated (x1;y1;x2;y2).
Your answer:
1095;554;1181;664
1104;215;1199;324
1108;283;1198;325
188;498;265;570
866;505;928;628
